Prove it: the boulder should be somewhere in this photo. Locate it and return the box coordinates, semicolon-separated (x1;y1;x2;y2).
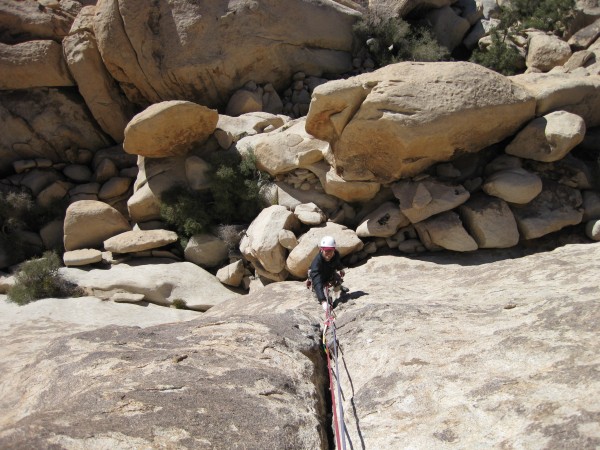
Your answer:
93;0;359;108
505;111;586;162
63;248;103;267
123;101;218;158
582;190;600;221
482;167;543;204
103;230;179;253
306;61;535;182
294;202;327;226
0;88;111;176
510;72;600;127
98;177;132;200
414;211;478;252
526;33;572;72
60;259;238;311
276;181;341;215
184;234;229;268
459;194;520;248
0;0;76;43
510;181;583;240
240;205;300;275
392;178;470;223
236;118;327;176
585;219;600;240
568;17;600;50
63;200;131;251
62;6;135;143
216;260;245;287
278;229;299;250
424;5;471;52
356;201;411;238
216;112;287;145
0;40;73;90
369;0;453;18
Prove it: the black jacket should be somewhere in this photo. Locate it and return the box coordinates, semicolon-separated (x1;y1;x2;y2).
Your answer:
309;250;344;303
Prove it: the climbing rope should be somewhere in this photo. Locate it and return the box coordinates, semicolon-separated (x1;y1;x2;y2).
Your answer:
322;284;347;450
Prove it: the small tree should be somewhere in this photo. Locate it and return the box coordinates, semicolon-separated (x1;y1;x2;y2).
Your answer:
470;30;523;75
7;251;83;305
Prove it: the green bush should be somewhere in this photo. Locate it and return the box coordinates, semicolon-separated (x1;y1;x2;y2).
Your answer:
160;151;268;241
7;251;83;305
470;30;524;75
352;11;449;68
503;0;576;37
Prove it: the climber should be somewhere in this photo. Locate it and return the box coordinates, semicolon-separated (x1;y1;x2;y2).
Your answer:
308;235;348;311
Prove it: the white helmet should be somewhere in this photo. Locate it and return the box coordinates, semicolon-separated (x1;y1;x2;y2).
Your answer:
319;235;336;249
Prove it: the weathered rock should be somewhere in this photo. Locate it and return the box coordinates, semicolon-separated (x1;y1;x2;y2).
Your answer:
0;40;73;90
123;101;218;158
510;72;600;127
216;112;287;146
582;190;600;221
414;210;478;251
278;229;299;250
392;178;470;223
585;219;600;240
104;229;178;253
482;167;543;204
94;0;359;108
309;161;382;202
63;6;135;143
184;234;229;268
459;193;520;248
184;156;211;191
0;88;111;176
215;260;245;287
568;17;600;50
526;33;572;72
510;181;583;240
0;0;77;43
240;205;300;275
59;259;238;311
424;5;471;51
98;177;132;200
356;201;411;238
294;202;327;226
306;61;535;182
505;111;586;162
237;118;326;176
63;200;131;251
276;181;341;215
336;243;600;449
369;0;453;18
63;248;103;266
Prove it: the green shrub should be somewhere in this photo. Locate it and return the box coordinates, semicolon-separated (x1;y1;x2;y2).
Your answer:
470;30;524;75
171;298;188;309
159;151;268;240
352;11;449;68
502;0;576;37
7;251;83;305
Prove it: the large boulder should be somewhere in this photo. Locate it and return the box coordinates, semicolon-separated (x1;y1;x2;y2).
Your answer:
93;0;360;108
306;61;536;182
526;33;572;72
0;40;73;90
123;101;218;157
63;200;131;251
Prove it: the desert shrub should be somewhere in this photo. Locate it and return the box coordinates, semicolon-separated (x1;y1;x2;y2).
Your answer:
504;0;576;37
352;11;449;68
215;224;245;250
470;30;523;75
171;298;188;309
7;251;83;305
160;151;268;241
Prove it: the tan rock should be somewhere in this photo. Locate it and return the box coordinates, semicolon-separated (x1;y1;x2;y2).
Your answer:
104;229;178;253
63;200;131;251
63;8;135;143
392;178;470;223
123;101;218;157
510;72;600;127
0;40;73;89
369;0;453;18
110;292;145;303
482;167;543;204
505;111;586;162
225;87;263;116
414;211;478;252
526;33;572;72
568;17;600;50
278;229;299;250
306;61;535;182
93;0;358;108
294;202;327;226
276;181;341;216
585;219;600;240
184;234;229;268
510;181;583;240
0;0;76;43
459;194;520;248
356;201;410;238
237;118;327;176
240;205;300;275
63;249;103;266
185;156;211;191
216;260;245;287
98;177;132;200
424;5;471;51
